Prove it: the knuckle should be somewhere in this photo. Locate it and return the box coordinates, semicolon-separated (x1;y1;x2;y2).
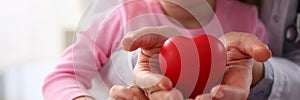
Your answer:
247;34;257;39
127;85;144;94
110;85;125;94
127;85;136;91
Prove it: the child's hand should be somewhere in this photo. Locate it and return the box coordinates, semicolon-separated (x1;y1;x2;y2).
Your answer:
108;85;183;100
108;85;148;100
195;32;271;100
121;26;184;99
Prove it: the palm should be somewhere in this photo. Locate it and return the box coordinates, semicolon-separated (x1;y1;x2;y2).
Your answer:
193;32;271;100
121;26;184;99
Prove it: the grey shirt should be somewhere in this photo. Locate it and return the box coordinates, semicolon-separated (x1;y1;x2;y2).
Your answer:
248;57;300;100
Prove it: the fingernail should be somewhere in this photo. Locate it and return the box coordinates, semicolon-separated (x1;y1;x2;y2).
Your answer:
133;96;138;100
211;87;224;99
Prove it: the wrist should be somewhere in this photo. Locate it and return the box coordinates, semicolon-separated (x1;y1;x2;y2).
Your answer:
251;61;264;86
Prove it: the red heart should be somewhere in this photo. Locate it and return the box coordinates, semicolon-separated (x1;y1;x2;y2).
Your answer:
159;34;226;98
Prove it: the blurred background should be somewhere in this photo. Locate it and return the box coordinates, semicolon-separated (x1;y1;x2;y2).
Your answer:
0;0;91;99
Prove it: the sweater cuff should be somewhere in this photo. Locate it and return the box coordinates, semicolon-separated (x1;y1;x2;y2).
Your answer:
248;61;274;100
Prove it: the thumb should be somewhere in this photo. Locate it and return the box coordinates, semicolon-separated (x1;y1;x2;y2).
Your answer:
220;32;272;62
121;26;181;51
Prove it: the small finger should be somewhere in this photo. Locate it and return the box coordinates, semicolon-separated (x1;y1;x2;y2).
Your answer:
127;86;148;100
148;88;184;100
109;85;134;100
194;94;214;100
210;85;248;100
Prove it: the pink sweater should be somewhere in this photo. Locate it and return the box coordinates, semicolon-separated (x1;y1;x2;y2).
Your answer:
42;0;268;99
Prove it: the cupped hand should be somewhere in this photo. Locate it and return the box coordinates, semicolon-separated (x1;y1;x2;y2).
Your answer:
109;26;184;100
194;32;272;100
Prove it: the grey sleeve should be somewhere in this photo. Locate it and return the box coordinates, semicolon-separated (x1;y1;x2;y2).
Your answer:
248;57;300;100
248;61;274;100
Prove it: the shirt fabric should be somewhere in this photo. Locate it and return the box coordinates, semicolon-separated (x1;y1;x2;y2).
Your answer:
42;0;277;99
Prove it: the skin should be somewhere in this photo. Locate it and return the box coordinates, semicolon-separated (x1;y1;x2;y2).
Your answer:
75;32;268;100
108;29;271;100
159;0;216;29
76;0;270;99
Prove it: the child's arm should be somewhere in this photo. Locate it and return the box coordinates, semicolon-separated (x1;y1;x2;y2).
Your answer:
43;14;123;100
42;33;104;100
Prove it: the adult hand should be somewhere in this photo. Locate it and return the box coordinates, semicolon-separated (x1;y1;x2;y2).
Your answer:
195;32;271;100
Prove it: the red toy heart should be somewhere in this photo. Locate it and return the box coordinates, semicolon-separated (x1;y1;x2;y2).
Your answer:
159;34;226;98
